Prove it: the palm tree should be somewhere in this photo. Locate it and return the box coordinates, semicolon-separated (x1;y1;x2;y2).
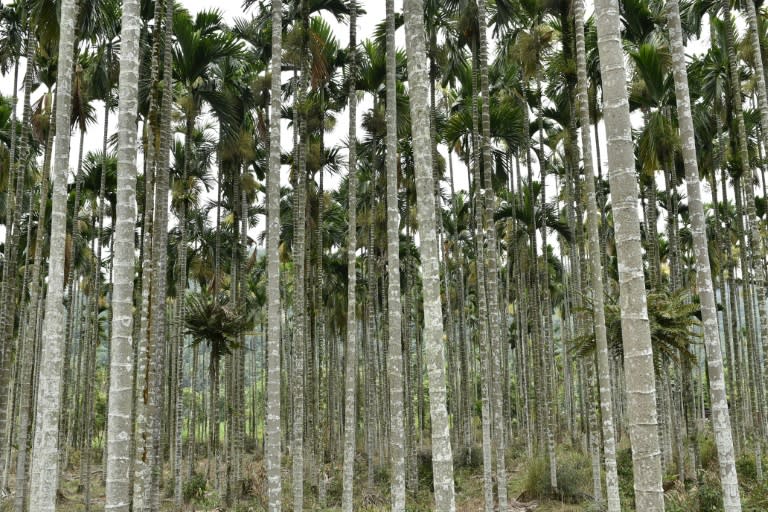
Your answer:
476;2;510;507
289;2;311;507
134;3;174;506
104;0;141;507
385;0;405;509
28;0;79;509
744;0;768;200
0;15;34;466
171;6;242;356
264;0;284;510
166;9;240;496
718;0;768;461
741;0;768;427
593;0;664;509
0;6;24;350
341;2;359;510
403;0;456;509
574;0;620;508
665;0;741;508
185;292;249;429
0;3;23;169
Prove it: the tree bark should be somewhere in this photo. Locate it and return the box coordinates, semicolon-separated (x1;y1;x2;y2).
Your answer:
574;0;621;508
593;0;665;508
342;5;359;510
666;1;742;507
104;0;141;506
477;1;509;507
28;0;78;508
265;0;284;509
403;1;457;509
385;0;405;507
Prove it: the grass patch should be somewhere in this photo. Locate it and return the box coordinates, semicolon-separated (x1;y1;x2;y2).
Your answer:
521;449;592;504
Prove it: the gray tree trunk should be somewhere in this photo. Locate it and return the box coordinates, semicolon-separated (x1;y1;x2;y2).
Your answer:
342;5;359;510
477;1;509;507
265;0;284;509
403;1;456;509
0;27;35;479
574;0;621;508
593;0;665;508
743;0;768;416
292;81;307;512
13;44;49;512
666;1;742;508
28;0;78;508
385;0;406;508
104;0;141;506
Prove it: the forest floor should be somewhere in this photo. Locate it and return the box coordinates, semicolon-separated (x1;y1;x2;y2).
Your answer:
7;436;768;511
16;451;586;511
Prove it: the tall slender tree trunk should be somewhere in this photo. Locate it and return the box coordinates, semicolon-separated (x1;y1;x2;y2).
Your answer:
342;5;359;510
721;0;768;452
477;1;509;507
574;0;620;508
104;0;141;506
593;0;665;508
743;0;768;413
0;27;35;474
265;0;284;509
403;1;456;509
468;39;495;512
292;65;308;512
15;159;47;512
666;1;742;507
150;0;174;506
386;0;405;507
28;0;78;508
364;210;377;490
1;46;21;372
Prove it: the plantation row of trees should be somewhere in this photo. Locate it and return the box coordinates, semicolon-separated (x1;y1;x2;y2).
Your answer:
0;0;768;510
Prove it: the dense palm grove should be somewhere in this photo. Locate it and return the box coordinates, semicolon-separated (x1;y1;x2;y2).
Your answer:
1;0;768;510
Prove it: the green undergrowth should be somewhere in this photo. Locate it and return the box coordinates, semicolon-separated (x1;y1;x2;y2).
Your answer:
520;448;593;504
26;436;768;511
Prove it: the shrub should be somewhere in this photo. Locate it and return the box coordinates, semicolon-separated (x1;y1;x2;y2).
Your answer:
521;456;550;500
556;450;592;503
183;472;207;503
736;453;758;484
699;435;718;471
373;463;391;487
664;475;723;512
697;477;724;512
417;450;434;491
521;450;591;503
744;482;768;511
665;487;694;512
616;447;635;507
455;445;484;469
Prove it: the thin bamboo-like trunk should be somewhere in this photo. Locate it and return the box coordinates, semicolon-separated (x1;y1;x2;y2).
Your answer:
469;42;495;512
